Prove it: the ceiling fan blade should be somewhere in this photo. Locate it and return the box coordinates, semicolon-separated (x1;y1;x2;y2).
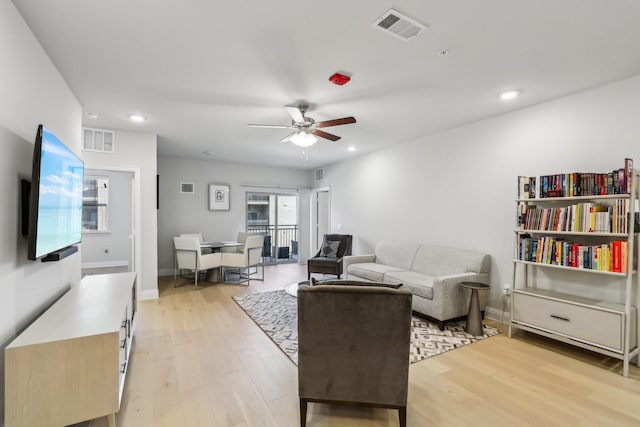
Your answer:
248;124;296;129
285;106;305;123
281;132;296;143
312;129;341;142
315;116;356;128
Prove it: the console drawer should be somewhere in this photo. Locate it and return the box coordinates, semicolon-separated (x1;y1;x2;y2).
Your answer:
513;291;635;352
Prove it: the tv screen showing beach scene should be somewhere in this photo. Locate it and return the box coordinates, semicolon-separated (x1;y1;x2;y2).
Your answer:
28;126;84;260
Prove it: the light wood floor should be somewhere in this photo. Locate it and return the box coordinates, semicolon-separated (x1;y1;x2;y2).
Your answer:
79;263;640;427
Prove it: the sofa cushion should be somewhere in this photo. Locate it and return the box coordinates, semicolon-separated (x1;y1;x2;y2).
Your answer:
308;256;340;266
311;278;403;289
373;241;422;270
347;262;404;282
384;271;433;300
411;245;489;277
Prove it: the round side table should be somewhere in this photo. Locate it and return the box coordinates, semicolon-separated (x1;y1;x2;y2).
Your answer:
459;281;491;336
285;280;311;297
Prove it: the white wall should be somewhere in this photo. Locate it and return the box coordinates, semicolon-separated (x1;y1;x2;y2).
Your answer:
0;1;82;422
318;74;640;318
157;156;311;275
81;169;133;268
82;131;158;299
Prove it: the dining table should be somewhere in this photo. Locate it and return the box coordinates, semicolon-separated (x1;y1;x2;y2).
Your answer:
201;241;243;252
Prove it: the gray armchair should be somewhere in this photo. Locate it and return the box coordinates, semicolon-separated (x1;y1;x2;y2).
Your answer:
297;280;412;427
307;234;353;279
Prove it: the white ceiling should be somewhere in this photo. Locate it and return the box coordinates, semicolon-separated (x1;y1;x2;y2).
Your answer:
12;0;640;170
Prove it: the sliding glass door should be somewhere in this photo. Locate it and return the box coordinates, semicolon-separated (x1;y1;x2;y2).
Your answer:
246;192;298;264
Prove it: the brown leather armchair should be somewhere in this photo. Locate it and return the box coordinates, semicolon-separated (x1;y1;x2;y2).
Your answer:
307;234;352;279
297;280;412;427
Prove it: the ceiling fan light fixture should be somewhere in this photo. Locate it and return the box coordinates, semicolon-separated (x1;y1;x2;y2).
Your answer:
290;131;318;147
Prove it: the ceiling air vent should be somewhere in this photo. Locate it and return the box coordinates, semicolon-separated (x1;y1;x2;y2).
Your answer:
315;168;324;181
372;8;428;41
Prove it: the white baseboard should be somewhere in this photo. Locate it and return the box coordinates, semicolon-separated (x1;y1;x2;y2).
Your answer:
139;289;159;300
82;260;129;269
485;305;510;324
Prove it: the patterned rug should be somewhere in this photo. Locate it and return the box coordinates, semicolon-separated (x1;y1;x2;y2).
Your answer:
233;289;500;365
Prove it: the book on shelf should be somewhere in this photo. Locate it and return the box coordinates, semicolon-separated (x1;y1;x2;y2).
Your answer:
520;201;626;233
517;159;634;199
517;176;536;199
516;236;628;273
625;157;633;194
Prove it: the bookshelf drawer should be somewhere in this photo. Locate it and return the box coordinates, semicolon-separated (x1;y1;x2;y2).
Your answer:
513;291;627;351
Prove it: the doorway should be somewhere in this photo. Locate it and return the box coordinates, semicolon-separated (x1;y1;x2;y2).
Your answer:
246;192;299;264
81;169;134;276
310;187;330;254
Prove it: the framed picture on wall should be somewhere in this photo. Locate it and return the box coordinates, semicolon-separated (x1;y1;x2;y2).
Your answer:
209;184;230;211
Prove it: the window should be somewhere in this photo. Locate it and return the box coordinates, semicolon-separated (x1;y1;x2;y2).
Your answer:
82;176;109;232
246;192;298;263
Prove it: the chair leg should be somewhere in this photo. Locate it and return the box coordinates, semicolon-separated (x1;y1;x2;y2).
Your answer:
299;399;308;427
399;406;407;427
174;256;178;287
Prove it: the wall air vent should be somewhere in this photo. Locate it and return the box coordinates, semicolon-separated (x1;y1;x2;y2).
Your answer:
180;182;194;194
372;8;428;41
315;168;324;181
83;127;115;153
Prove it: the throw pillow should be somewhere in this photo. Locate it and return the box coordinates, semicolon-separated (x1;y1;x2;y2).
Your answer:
320;239;340;257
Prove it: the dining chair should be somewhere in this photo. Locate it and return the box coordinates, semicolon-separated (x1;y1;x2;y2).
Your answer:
220;235;264;285
180;232;204;242
221;231;253;253
180;233;211;253
173;236;221;287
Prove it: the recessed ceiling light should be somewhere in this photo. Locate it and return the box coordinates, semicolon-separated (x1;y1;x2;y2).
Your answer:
84;112;99;120
499;90;521;101
128;114;146;122
348;146;357;152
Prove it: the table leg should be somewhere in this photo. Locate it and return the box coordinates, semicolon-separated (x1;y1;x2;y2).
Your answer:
465;289;484;336
205;266;222;283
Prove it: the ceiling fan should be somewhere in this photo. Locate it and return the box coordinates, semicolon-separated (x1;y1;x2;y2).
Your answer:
248;105;356;147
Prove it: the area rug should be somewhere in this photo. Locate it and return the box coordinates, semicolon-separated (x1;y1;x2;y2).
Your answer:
233;289;500;365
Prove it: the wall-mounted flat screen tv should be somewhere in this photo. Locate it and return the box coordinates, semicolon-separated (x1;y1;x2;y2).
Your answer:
27;125;84;261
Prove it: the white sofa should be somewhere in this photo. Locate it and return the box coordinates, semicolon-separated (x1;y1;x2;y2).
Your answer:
343;241;491;329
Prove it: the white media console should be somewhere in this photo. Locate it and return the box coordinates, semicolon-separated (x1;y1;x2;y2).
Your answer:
4;272;137;427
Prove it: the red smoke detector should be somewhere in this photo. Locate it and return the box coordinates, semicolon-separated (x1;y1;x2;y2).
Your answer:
329;72;351;86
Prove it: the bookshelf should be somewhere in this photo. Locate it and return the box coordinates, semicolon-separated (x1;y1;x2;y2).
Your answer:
509;161;640;377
